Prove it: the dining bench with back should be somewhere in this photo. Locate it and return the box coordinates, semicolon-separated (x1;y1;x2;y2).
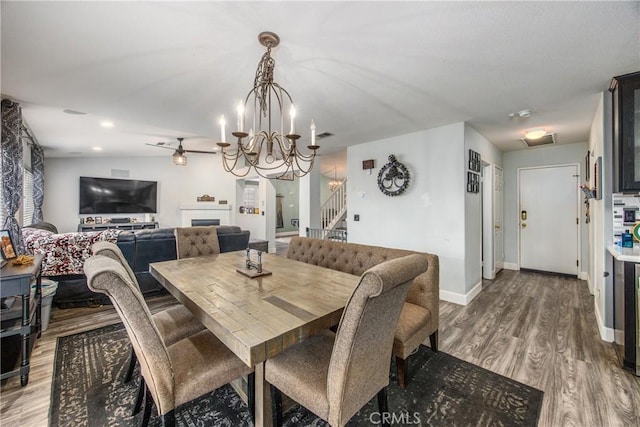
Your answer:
286;236;439;388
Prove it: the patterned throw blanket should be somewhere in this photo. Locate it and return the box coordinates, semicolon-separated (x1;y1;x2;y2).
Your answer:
22;228;121;276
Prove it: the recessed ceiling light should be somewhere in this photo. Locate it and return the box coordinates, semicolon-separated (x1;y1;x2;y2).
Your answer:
524;128;546;140
92;147;103;151
100;121;114;128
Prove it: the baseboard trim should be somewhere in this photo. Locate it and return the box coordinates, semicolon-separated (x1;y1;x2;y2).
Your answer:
595;304;614;342
440;281;483;306
275;231;298;237
503;262;519;271
582;272;594;295
614;330;624;345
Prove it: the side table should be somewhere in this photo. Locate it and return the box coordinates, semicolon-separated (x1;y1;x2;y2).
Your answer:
1;254;43;386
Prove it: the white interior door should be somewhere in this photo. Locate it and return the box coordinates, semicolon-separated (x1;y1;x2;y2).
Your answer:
494;166;504;272
519;165;579;275
482;164;494;279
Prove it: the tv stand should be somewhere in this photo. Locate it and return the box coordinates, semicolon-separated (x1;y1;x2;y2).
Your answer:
77;222;158;232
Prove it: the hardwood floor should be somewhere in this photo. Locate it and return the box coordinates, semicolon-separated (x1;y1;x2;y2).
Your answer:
440;270;640;427
2;268;639;426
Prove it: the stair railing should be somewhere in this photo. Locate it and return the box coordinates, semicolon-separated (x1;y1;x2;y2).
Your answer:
321;178;346;230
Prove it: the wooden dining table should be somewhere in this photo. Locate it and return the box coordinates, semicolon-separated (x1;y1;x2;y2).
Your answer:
149;250;360;427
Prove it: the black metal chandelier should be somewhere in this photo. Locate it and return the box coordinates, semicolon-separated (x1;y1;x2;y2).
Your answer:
216;31;319;179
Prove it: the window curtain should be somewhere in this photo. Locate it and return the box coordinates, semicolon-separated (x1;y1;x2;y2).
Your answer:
1;99;25;254
31;143;45;223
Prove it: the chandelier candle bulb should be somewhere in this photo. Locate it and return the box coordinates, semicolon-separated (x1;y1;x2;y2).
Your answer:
311;120;316;146
236;101;244;132
219;115;226;142
289;106;296;135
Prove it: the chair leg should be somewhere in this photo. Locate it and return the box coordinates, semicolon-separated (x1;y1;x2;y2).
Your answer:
377;387;389;427
161;411;175;427
430;330;439;352
141;382;152;427
132;376;145;415
270;384;283;427
247;372;256;422
396;355;409;388
124;347;137;383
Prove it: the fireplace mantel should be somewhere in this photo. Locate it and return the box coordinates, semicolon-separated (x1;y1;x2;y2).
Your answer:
178;204;232;226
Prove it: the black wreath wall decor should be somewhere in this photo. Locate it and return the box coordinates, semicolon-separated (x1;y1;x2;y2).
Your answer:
377;155;410;196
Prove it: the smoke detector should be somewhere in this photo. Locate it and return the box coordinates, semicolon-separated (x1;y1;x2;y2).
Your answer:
509;109;532;119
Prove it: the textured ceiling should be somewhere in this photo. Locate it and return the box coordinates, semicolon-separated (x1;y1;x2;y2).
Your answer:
2;1;639;161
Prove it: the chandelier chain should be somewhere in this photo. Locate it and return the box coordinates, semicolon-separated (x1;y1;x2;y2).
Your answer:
254;47;275;119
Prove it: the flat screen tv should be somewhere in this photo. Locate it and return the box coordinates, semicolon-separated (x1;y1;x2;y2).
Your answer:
79;177;157;214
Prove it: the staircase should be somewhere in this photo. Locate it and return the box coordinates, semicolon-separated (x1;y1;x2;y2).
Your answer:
303;179;347;241
321;178;347;230
306;179;348;241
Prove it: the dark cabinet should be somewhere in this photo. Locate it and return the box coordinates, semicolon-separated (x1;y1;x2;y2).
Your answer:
611;71;640;192
77;221;158;232
1;255;43;386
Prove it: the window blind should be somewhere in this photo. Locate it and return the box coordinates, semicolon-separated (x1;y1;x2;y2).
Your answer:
22;168;34;226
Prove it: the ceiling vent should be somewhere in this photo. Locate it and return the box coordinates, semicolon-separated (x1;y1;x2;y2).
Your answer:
63;109;87;115
521;133;556;148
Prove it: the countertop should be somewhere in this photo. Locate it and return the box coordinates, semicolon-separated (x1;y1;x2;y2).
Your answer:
607;244;640;263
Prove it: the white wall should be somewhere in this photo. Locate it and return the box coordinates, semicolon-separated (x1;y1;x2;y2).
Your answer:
44;155;237;233
298;166;321;234
347;123;468;300
588;92;615;340
502;142;589;272
235;179;265;240
464;124;503;297
273;178;300;233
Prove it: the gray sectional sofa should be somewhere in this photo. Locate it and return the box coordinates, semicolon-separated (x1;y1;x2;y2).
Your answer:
24;223;250;307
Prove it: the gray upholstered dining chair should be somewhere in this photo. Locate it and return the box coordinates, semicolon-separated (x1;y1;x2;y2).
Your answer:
83;255;255;427
174;226;220;259
265;254;428;427
92;241;206;384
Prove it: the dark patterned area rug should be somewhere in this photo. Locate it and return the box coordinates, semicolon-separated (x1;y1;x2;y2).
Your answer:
50;323;543;426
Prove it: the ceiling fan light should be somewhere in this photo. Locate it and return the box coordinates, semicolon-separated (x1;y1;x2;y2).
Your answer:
524;128;546;140
173;151;187;166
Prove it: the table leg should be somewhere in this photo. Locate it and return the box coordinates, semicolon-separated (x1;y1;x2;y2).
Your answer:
20;293;30;386
254;362;273;427
35;273;42;338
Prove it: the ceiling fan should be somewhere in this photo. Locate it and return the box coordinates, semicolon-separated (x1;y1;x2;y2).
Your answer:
146;137;217;166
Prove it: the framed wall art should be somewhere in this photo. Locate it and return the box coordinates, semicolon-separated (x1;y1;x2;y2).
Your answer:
593;156;602;200
467;171;480;193
584;150;590;182
0;229;17;259
468;149;481;172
